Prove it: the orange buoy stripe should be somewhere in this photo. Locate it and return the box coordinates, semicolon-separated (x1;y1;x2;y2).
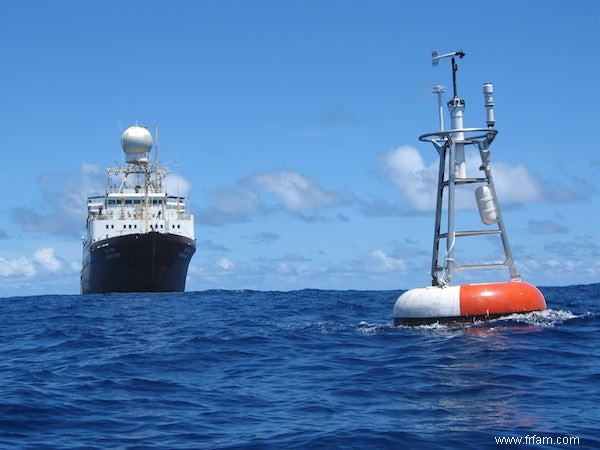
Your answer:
460;282;546;316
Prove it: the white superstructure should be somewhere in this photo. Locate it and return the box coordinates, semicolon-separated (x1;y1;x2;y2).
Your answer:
84;125;194;248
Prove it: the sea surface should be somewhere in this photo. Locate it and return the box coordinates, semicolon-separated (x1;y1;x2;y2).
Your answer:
0;284;598;449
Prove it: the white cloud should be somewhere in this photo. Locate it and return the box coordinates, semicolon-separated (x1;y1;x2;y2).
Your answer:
200;170;355;224
381;146;438;211
0;247;71;280
33;248;62;272
369;249;406;272
251;171;344;212
165;173;192;198
493;162;542;203
381;146;543;212
216;257;234;270
11;163;105;236
207;186;262;215
0;256;36;278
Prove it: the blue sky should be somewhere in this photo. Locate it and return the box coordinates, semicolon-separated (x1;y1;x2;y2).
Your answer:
0;0;598;297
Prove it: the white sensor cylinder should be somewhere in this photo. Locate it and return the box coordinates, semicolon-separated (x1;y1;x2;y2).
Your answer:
449;98;466;178
476;185;499;225
483;83;495;127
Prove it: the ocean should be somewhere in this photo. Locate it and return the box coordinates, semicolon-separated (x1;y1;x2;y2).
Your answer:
0;285;598;449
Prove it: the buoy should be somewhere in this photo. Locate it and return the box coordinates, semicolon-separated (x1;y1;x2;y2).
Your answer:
394;281;546;325
394;51;546;325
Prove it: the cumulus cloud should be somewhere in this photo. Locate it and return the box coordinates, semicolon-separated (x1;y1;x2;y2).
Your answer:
216;257;234;270
369;249;406;271
199;170;356;225
379;145;544;213
164;173;192;198
33;248;62;272
0;247;67;279
251;171;351;212
381;146;438;212
207;186;263;215
198;186;264;226
492;162;542;203
0;256;36;278
11;163;105;236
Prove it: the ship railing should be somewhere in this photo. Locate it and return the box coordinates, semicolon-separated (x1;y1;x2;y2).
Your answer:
88;210;192;221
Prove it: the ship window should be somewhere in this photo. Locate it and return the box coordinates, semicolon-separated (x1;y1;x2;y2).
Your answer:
123;225;126;229
134;225;137;229
125;200;132;205
129;224;132;229
178;225;181;229
106;225;109;229
160;225;163;229
172;225;175;229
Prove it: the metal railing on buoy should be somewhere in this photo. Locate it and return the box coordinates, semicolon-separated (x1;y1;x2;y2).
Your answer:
393;51;546;326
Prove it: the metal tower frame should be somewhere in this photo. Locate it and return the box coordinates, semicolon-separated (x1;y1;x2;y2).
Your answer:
423;51;521;287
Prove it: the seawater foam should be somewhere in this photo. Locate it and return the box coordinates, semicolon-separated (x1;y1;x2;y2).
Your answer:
497;309;581;327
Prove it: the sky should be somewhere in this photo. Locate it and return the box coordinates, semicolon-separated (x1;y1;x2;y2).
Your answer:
0;0;598;297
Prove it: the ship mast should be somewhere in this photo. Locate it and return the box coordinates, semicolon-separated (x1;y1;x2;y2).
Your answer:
155;123;160;191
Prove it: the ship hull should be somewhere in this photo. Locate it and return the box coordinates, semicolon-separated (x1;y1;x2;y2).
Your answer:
81;232;196;294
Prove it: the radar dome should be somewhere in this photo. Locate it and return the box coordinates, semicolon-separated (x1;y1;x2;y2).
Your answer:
121;126;153;163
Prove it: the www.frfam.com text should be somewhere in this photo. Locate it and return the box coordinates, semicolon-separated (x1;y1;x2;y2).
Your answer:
495;435;580;445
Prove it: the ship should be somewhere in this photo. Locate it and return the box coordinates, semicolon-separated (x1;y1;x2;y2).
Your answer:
80;125;196;294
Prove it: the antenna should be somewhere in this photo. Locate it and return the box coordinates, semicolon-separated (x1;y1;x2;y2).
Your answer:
154;122;159;167
431;50;465;98
154;122;160;189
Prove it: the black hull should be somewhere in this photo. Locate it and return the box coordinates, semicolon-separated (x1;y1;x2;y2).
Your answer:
81;232;196;294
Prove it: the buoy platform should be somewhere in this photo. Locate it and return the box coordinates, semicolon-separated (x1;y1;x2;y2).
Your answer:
393;50;546;325
394;281;546;326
